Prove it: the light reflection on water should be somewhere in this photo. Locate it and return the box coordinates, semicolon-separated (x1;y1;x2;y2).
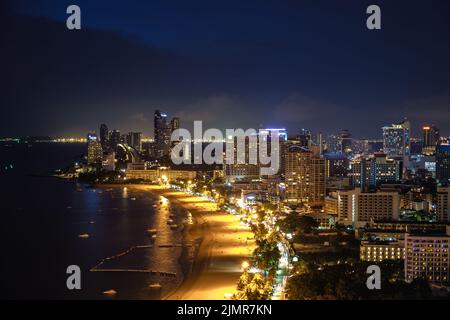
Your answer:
0;144;194;300
77;186;192;300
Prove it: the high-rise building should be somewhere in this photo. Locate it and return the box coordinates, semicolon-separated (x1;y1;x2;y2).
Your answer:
170;117;180;133
109;129;121;150
297;129;312;147
422;125;440;155
339;129;352;155
126;132;142;152
337;189;400;227
326;134;341;154
284;145;326;207
349;153;401;191
259;128;287;176
436;187;450;222
352;139;369;155
325;153;348;178
436;144;450;185
87;133;103;165
154;110;171;158
99;124;109;151
382;119;411;158
405;227;450;284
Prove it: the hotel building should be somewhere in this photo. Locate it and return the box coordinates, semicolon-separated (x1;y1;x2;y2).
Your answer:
437;187;450;222
285;145;326;207
337;189;400;227
405;226;450;284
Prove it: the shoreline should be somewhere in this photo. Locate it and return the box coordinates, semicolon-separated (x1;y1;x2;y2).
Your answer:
95;183;255;300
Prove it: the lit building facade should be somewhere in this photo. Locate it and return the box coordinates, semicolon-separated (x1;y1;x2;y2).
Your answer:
109;129;121;150
436;144;450;185
382;120;410;158
325;153;348;178
337;189;400;227
349;153;401;190
360;240;405;262
154;110;171;158
126;168;196;182
99;123;109;151
422;125;440;155
437;187;450;222
405;228;450;284
87;133;103;165
285;145;326;207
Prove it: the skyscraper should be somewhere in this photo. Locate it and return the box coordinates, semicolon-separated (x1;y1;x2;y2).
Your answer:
382;119;411;158
297;129;312;147
99;124;109;151
170;117;180;133
349;153;401;191
109;129;121;150
326;134;341;154
422;125;440;155
126;132;142;152
154;110;171;158
284;145;326;207
436;187;450;222
339;129;352;155
87;133;103;165
436;144;450;185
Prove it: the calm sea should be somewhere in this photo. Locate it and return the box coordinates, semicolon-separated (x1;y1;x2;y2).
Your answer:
0;142;190;299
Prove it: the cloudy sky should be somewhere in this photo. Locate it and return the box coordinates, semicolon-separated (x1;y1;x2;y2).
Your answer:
1;0;450;138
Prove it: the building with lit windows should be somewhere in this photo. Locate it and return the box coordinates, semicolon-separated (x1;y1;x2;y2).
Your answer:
422;125;440;155
325;153;348;178
360;240;405;262
339;129;352;155
99;123;109;151
437;187;450;222
349;153;401;191
337;189;400;227
284;145;326;207
405;227;450;285
436;144;450;185
126;168;196;182
382;119;410;158
109;129;121;150
154;110;171;158
87;133;103;165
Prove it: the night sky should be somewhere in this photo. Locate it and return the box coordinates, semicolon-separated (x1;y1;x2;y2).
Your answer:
1;0;450;138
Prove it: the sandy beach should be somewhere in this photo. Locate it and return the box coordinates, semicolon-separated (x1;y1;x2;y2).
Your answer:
101;184;255;300
154;186;255;300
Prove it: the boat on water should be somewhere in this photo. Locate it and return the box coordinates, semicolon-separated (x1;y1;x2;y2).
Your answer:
78;233;89;239
167;219;174;224
131;197;136;201
146;229;158;234
148;283;162;290
103;289;117;296
152;204;158;208
170;224;178;230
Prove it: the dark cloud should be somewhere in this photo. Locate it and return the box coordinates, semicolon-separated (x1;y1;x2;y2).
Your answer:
1;0;450;138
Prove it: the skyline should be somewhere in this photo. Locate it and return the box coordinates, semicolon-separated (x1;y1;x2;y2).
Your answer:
2;0;450;137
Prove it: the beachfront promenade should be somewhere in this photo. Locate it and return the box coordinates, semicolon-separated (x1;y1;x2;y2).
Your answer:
144;185;256;300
